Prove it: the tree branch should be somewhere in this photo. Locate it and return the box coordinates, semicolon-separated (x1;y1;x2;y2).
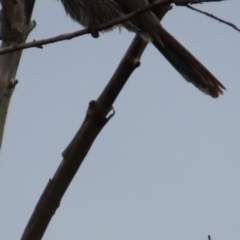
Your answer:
0;0;230;56
187;5;240;33
20;3;173;240
0;0;36;150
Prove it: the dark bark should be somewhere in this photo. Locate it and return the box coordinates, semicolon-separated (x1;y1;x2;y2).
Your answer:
20;4;172;240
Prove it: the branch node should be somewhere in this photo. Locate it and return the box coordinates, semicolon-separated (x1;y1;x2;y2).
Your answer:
27;20;36;34
106;107;115;121
87;100;102;117
33;40;43;49
91;30;99;38
133;59;141;68
87;100;114;125
9;79;18;89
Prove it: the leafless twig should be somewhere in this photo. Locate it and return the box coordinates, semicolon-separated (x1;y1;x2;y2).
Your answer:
0;0;229;55
187;5;240;33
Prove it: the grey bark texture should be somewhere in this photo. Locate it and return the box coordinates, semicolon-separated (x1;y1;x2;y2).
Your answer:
0;0;35;149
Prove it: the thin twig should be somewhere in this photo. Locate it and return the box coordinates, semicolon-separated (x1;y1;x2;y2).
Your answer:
176;0;224;5
0;0;228;55
187;5;240;33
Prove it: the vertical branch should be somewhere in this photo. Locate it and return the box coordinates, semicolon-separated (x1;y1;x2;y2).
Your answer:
0;0;36;150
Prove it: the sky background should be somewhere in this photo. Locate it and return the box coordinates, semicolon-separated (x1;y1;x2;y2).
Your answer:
0;1;240;240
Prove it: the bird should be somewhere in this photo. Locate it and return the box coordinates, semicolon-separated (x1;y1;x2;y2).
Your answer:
60;0;226;98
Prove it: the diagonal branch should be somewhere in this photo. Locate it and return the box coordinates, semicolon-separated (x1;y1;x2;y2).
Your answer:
20;4;172;240
0;0;230;56
187;5;240;33
20;34;147;240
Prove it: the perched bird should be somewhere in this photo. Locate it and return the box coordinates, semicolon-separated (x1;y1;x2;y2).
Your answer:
60;0;226;98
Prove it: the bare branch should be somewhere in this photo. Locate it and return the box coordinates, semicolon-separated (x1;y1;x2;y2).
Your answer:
0;0;229;55
19;3;173;240
187;5;240;33
0;0;36;150
20;36;147;240
175;0;225;4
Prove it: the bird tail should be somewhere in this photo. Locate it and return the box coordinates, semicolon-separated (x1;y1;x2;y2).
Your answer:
153;25;226;98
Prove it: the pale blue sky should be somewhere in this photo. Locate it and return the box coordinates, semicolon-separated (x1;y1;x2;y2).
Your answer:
0;1;240;240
